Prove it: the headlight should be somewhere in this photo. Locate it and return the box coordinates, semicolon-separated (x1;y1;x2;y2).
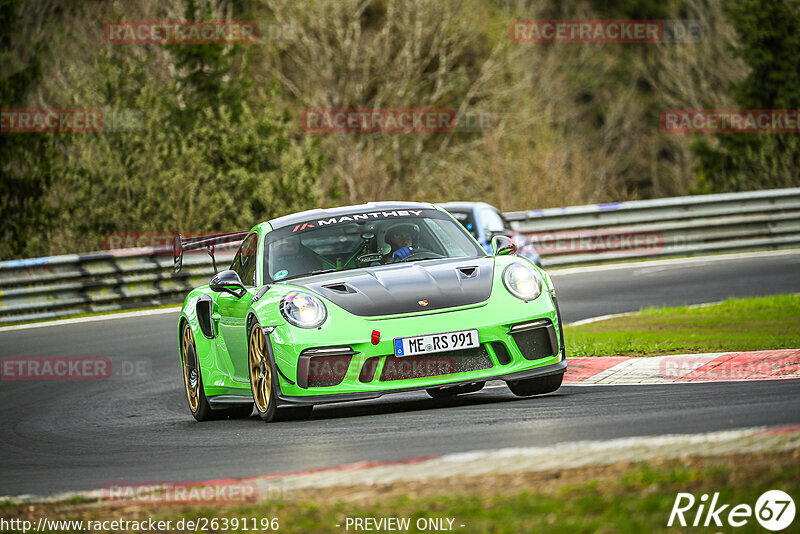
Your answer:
503;263;542;301
280;291;327;328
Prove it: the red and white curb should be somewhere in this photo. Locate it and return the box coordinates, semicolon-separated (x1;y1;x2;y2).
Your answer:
564;349;800;385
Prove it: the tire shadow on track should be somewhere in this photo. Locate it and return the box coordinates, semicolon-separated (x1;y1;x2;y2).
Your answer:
167;388;570;426
306;388;568;421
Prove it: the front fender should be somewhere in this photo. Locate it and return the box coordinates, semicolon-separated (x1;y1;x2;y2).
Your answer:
246;287;287;328
178;288;218;382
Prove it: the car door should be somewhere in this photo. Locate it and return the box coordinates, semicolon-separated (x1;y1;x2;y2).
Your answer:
215;232;259;382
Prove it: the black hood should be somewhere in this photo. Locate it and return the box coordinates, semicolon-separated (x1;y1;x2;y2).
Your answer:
286;257;494;317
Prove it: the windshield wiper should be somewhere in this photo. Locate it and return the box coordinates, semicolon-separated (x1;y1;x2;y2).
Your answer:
279;269;339;282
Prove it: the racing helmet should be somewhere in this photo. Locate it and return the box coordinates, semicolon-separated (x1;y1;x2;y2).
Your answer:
383;222;420;249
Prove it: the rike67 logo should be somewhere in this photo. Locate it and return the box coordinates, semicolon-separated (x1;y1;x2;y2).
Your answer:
668;490;795;531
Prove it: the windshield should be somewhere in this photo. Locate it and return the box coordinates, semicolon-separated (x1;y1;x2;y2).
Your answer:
263;208;485;283
446;209;479;239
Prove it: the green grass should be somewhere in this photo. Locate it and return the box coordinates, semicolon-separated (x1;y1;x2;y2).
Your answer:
4;452;797;533
566;294;800;357
60;495;87;505
147;453;800;533
6;453;795;533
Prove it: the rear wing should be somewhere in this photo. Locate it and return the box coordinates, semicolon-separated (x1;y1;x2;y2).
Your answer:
173;231;249;273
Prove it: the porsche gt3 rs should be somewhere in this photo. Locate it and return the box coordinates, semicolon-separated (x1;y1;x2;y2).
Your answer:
175;202;566;422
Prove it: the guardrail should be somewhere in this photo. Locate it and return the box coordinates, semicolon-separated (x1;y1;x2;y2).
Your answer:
507;187;800;267
1;188;798;324
0;249;234;324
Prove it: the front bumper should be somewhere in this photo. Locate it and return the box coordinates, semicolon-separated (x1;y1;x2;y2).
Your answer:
268;286;566;405
275;358;566;406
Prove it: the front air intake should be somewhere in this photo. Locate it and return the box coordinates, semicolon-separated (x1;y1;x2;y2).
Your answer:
491;341;512;365
379;346;492;381
297;347;358;388
510;320;559;360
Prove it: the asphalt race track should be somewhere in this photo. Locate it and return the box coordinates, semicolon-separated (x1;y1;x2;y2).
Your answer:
1;251;799;497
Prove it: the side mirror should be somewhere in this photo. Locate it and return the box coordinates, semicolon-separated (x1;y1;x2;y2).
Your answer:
491;235;517;256
210;270;247;298
489;229;513;239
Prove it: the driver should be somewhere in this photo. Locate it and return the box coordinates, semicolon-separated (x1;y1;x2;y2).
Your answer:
383;223;419;263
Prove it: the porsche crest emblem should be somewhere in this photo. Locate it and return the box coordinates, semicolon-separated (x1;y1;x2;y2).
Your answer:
418;300;429;306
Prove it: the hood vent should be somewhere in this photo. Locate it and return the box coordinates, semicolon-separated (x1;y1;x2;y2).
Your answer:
322;282;355;294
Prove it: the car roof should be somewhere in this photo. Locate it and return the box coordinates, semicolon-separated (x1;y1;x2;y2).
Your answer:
267;201;439;229
436;201;496;212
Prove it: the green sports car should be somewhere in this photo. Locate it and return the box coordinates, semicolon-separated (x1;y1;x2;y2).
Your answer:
174;202;566;422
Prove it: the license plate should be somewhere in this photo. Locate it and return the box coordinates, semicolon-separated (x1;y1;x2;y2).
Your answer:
393;329;479;357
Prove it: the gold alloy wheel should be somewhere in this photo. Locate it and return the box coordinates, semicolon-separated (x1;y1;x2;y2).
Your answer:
248;325;272;412
181;324;200;412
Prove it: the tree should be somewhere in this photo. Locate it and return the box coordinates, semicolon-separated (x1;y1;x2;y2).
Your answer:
165;0;252;125
46;0;324;254
692;0;800;192
0;0;57;258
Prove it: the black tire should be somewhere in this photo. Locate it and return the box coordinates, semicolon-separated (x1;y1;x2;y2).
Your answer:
507;372;563;397
181;322;254;421
426;381;485;399
179;323;214;421
248;322;278;422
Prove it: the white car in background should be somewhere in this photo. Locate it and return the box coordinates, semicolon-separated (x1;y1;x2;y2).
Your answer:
438;202;542;267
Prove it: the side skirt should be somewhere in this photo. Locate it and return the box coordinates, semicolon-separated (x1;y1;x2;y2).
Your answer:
207;394;253;409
